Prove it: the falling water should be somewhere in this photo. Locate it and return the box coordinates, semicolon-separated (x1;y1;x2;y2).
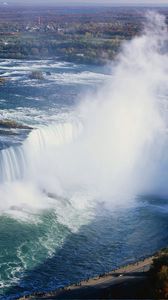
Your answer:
0;11;168;215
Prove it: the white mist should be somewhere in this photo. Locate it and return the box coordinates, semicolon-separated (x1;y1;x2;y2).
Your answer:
0;12;168;227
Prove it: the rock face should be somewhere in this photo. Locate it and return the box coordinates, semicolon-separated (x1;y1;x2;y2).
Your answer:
29;70;44;80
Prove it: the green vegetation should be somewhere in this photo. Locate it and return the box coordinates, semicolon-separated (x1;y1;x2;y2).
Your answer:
0;31;124;64
149;249;168;298
0;6;144;64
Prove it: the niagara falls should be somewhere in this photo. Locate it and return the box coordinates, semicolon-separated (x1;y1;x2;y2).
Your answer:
0;2;168;299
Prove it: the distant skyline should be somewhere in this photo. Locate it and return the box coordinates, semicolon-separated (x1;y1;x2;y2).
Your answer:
1;0;168;6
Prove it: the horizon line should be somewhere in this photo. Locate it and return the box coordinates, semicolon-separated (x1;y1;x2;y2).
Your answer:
2;3;168;7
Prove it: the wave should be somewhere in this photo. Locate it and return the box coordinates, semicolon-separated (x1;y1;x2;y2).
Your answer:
0;60;75;71
49;71;110;84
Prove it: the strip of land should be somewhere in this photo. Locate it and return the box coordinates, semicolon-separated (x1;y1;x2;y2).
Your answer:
21;255;155;299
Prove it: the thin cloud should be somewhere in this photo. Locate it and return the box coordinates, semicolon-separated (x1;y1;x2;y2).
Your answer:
1;0;168;5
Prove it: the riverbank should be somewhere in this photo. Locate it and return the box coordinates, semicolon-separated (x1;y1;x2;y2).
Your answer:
19;255;156;299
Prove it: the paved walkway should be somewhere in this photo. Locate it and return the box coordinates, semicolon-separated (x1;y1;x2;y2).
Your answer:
23;256;155;299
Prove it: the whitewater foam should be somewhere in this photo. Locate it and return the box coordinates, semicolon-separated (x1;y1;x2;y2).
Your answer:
0;12;168;230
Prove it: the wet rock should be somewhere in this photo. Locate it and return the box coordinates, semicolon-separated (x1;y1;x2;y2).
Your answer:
0;77;6;84
29;70;44;80
0;119;32;129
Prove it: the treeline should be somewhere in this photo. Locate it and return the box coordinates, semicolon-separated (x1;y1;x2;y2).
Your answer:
0;6;144;64
0;33;122;64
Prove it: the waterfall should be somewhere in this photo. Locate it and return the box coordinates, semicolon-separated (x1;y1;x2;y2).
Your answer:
0;147;26;182
0;121;82;183
0;12;168;213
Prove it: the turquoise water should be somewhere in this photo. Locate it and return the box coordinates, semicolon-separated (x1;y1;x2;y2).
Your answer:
1;198;168;299
0;58;167;300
